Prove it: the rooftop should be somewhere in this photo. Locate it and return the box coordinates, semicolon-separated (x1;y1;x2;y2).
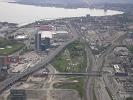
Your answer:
38;31;56;38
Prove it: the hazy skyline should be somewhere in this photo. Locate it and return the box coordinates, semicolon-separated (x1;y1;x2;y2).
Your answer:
15;0;133;4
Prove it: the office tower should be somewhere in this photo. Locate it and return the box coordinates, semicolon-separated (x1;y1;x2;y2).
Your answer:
41;37;50;50
35;33;41;52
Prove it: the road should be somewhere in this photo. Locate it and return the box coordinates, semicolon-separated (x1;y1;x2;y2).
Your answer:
72;21;128;100
70;23;98;100
0;23;79;94
85;32;128;100
85;45;97;100
45;72;102;76
70;22;99;100
46;65;57;100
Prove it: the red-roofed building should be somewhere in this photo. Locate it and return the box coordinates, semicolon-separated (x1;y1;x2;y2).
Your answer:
35;25;53;31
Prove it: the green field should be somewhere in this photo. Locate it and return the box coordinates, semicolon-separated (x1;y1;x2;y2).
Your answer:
128;46;133;54
126;97;133;100
0;38;25;55
54;77;85;98
52;40;87;72
52;40;87;99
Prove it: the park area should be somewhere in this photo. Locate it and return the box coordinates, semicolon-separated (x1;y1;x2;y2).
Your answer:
52;40;87;73
0;38;25;55
52;40;87;98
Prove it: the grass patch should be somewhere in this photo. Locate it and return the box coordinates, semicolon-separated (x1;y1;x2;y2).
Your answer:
52;40;87;72
126;97;133;100
0;38;25;55
52;40;87;99
128;46;133;54
54;77;85;98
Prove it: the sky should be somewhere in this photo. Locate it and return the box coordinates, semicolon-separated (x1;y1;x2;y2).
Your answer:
83;0;133;4
0;0;133;4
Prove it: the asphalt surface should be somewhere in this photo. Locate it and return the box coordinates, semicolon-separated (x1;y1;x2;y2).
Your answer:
85;45;97;100
85;32;128;100
75;25;127;100
46;72;102;76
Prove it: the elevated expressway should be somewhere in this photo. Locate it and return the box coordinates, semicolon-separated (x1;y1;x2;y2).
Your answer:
72;22;128;100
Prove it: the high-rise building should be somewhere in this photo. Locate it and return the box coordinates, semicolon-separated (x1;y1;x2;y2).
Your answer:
35;33;41;52
41;37;51;50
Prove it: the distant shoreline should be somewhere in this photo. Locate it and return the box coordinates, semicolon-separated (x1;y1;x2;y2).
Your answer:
8;1;89;9
0;1;124;26
7;1;131;12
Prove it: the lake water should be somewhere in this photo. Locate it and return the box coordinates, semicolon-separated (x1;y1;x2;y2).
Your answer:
0;1;123;26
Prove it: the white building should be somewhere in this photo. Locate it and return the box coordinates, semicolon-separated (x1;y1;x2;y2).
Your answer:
38;31;56;39
14;35;28;40
52;31;69;40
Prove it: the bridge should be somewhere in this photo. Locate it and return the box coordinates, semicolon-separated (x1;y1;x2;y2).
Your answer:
44;71;129;77
46;72;102;77
41;71;113;76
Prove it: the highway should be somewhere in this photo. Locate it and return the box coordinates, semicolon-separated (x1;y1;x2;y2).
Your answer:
63;21;128;100
71;22;98;100
44;72;102;76
85;32;128;100
72;21;128;100
0;23;78;94
85;43;97;100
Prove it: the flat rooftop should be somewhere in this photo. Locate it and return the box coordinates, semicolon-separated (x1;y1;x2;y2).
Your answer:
38;31;56;38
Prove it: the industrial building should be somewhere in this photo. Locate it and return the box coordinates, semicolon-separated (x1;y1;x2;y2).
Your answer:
10;89;26;100
113;64;127;76
39;31;56;39
0;55;19;83
35;24;54;31
52;31;69;42
53;31;69;39
0;56;9;70
0;56;19;71
128;31;133;39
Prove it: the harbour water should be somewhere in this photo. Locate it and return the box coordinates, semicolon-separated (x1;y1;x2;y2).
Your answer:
0;1;123;25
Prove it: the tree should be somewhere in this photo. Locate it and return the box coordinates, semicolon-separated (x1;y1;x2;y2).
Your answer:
126;97;133;100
